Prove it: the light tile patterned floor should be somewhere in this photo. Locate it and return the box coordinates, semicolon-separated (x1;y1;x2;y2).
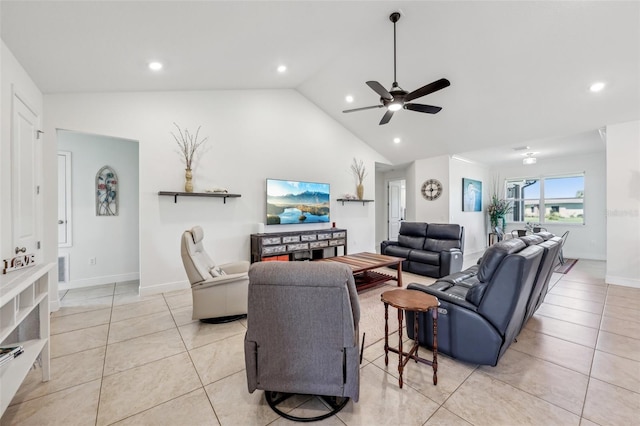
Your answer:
2;259;639;425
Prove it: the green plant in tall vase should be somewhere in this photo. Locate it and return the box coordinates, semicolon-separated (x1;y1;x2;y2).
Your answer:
487;194;513;230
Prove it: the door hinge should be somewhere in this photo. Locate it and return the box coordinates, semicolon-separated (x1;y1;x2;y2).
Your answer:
37;241;41;249
36;186;40;194
36;130;44;139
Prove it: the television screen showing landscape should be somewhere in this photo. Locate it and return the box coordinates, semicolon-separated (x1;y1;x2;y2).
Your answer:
266;179;330;225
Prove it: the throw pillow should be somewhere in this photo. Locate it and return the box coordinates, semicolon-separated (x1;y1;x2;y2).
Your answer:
210;266;227;277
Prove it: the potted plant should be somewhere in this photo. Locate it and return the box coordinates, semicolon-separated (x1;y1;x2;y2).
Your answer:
487;194;513;230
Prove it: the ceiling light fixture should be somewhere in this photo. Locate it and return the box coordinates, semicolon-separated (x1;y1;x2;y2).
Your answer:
393;137;401;144
345;95;354;103
277;65;287;73
388;102;402;112
522;152;537;165
590;82;605;92
148;62;163;71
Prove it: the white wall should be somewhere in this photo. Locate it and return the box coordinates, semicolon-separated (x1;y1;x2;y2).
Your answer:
57;131;139;289
411;155;450;223
43;90;388;295
0;41;57;308
450;158;492;255
494;151;607;261
606;120;640;287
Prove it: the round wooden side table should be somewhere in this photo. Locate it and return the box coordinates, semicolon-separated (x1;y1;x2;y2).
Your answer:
381;289;439;388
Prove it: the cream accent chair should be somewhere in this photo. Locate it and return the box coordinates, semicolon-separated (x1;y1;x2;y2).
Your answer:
181;226;249;323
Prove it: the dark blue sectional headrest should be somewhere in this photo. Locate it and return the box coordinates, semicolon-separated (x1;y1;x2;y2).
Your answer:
519;235;544;246
426;223;461;240
477;239;526;282
399;222;428;237
535;231;554;241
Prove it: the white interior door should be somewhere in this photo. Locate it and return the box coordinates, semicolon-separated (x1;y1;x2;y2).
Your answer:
58;151;72;246
11;92;40;256
388;179;405;240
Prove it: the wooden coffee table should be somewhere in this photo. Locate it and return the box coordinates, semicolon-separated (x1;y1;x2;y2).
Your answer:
316;252;403;291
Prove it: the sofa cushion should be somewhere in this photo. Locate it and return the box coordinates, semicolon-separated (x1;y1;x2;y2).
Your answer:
398;234;425;250
477;239;526;282
384;245;413;258
519;235;544;246
408;250;440;265
399;222;428;237
424;224;462;252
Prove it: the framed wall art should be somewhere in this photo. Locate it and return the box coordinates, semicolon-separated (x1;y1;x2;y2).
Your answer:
462;177;482;212
96;165;118;216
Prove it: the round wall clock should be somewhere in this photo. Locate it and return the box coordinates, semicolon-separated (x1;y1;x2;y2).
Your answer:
421;179;443;201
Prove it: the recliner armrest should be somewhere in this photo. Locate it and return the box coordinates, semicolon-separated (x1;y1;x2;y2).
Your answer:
219;260;250;274
407;282;478;311
192;272;249;289
440;249;464;277
380;240;399;253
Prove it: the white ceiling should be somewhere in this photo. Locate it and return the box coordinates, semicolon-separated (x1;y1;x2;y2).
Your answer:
2;1;638;165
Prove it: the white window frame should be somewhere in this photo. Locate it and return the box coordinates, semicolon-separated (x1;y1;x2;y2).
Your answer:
505;173;585;225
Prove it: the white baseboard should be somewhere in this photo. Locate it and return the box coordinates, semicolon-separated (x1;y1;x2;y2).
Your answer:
606;274;640;289
139;280;190;297
59;272;140;291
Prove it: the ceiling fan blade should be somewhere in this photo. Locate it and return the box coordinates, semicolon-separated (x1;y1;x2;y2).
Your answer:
343;105;383;113
379;109;394;125
405;78;451;102
404;103;442;114
366;81;393;101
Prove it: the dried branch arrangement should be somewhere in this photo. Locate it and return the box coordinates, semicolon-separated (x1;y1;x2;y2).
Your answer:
351;158;367;185
171;123;208;169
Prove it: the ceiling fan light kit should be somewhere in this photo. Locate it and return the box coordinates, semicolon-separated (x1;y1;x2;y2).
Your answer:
343;11;450;125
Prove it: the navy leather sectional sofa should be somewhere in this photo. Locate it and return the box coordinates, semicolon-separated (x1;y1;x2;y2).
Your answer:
406;232;562;366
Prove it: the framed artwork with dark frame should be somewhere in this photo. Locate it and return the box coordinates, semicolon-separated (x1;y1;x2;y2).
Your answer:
462;178;482;212
96;165;118;216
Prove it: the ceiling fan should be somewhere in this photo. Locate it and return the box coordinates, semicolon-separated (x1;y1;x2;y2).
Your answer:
343;12;450;125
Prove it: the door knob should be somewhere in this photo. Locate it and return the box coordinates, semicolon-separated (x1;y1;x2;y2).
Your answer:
58;220;64;224
15;246;26;254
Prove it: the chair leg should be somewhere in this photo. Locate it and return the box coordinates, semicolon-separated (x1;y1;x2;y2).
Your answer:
558;250;565;265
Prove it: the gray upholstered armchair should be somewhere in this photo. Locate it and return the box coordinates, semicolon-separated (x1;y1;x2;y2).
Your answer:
180;226;249;323
244;261;361;421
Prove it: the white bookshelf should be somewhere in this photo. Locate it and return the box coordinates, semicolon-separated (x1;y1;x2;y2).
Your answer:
0;262;53;416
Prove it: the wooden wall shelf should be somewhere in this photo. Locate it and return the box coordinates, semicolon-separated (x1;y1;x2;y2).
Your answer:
336;198;374;206
158;191;241;204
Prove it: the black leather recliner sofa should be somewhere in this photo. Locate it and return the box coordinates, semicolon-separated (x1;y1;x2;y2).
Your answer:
405;232;562;366
380;222;464;278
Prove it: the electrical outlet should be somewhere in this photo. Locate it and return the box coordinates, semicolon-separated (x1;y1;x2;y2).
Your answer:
89;257;96;265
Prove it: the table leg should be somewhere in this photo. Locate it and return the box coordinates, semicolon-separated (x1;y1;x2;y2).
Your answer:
432;307;438;385
414;311;419;362
398;308;404;389
397;261;403;287
384;302;389;366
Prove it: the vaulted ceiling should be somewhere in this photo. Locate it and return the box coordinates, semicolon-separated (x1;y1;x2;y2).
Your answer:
2;1;638;165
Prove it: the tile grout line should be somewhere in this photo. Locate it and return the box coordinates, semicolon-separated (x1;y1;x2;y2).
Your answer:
94;283;116;426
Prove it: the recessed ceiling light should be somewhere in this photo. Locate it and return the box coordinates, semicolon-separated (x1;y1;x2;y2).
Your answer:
345;95;354;103
148;62;163;71
277;65;287;73
590;82;605;92
393;137;401;144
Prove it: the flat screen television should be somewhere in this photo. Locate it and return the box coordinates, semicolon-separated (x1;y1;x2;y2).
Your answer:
266;178;330;225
